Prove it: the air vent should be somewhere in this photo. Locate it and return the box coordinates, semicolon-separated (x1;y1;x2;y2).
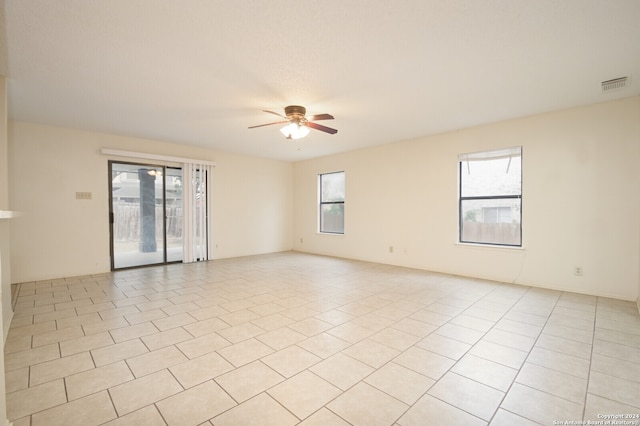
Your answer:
601;76;629;92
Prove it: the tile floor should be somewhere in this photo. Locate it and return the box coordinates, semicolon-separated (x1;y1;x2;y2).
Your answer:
4;251;640;425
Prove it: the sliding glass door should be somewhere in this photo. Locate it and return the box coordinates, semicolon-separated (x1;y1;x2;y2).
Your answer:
165;167;184;263
109;161;183;269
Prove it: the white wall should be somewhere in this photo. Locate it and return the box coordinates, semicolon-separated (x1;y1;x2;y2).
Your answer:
294;97;640;301
8;121;293;283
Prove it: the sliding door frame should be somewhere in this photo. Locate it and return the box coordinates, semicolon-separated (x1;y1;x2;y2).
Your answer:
108;160;182;271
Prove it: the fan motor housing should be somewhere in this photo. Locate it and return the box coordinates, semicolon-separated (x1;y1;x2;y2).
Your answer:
285;105;306;117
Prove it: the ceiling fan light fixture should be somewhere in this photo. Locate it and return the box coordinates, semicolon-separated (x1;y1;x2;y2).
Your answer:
249;105;337;137
280;122;310;139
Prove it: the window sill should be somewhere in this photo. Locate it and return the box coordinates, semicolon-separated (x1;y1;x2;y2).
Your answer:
455;242;525;251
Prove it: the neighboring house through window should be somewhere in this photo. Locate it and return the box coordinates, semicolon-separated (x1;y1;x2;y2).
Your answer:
458;147;522;246
319;171;345;234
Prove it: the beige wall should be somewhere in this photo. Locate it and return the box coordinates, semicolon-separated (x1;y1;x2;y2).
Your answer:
0;75;12;333
294;97;640;301
8;121;294;283
7;97;640;302
0;75;10;426
0;76;10;329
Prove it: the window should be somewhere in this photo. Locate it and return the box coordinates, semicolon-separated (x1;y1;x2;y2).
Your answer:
458;147;522;246
319;171;345;234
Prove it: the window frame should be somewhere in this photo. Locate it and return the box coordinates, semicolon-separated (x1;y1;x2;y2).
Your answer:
319;171;345;235
458;147;522;247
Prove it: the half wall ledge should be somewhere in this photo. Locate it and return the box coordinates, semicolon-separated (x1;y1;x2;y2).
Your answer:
0;211;21;219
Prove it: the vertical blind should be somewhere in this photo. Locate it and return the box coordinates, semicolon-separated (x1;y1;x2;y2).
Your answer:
183;162;212;263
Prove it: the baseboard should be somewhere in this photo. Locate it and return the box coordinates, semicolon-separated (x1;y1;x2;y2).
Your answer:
11;283;19;310
3;309;12;342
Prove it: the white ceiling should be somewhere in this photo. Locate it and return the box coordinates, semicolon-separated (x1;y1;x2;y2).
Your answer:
2;0;639;162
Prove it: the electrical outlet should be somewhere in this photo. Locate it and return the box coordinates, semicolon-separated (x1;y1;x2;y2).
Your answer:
574;267;583;276
76;192;92;200
300;237;303;243
389;246;394;253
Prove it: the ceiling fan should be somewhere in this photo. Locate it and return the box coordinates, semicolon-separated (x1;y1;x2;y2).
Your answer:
249;105;337;139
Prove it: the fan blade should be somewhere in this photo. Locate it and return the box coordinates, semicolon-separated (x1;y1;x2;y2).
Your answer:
248;120;288;129
307;113;334;121
306;121;338;134
263;110;287;119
